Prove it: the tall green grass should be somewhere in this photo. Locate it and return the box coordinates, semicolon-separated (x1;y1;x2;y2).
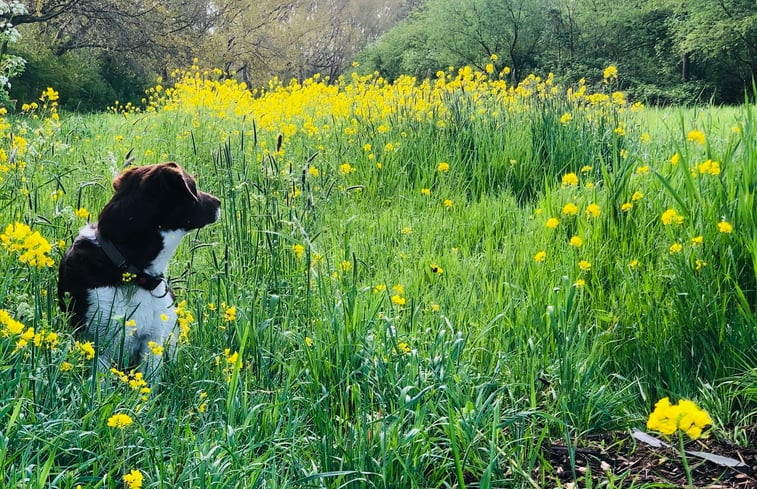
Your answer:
0;79;754;488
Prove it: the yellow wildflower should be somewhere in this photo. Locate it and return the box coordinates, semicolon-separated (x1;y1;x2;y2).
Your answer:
717;221;733;234
647;397;712;439
292;244;305;259
687;130;705;145
585;203;601;218
561;172;578;186
123;469;144;489
562;203;578;216
224;305;237;322
661;209;684;226
107;413;134;429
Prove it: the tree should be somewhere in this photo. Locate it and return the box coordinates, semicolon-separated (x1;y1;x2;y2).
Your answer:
663;0;756;101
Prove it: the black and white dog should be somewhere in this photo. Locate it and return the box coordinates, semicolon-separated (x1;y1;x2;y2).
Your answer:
58;162;220;378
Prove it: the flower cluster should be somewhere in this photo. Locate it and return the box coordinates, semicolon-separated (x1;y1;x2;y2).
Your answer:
107;412;134;429
111;367;151;402
646;397;712;439
0;222;54;268
175;300;195;343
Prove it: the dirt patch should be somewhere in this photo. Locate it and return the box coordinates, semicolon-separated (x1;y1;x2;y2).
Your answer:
538;426;757;488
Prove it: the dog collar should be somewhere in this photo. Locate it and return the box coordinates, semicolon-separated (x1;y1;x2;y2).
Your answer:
93;229;165;292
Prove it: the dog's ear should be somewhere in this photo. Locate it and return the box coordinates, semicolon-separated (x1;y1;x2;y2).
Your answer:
151;162;199;203
112;166;147;192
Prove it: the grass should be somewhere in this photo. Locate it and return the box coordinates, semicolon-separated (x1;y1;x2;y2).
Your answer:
0;67;755;488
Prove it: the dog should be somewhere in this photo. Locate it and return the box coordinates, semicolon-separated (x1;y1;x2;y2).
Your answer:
58;162;220;379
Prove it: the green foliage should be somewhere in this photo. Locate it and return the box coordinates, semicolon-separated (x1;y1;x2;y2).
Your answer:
0;71;754;487
9;36;149;111
358;0;757;105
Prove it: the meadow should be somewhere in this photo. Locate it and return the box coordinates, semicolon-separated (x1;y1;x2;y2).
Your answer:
0;63;755;488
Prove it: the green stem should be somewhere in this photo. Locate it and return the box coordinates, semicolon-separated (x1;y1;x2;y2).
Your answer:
679;431;693;489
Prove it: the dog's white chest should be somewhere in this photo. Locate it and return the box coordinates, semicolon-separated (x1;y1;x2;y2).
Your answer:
84;282;177;367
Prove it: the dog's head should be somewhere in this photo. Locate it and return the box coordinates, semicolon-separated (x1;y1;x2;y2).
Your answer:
98;162;221;241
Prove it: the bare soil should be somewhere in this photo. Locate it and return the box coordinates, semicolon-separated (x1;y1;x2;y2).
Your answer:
538;426;757;488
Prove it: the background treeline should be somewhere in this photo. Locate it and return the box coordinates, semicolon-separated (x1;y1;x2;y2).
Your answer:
6;0;757;110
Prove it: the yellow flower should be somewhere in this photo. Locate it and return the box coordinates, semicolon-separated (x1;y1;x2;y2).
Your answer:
669;243;683;254
122;272;135;283
560;112;573;125
578;260;591;271
305;336;314;347
429;263;443;275
695;259;707;271
687;130;705;145
148;341;164;356
0;222;55;268
646;397;712;440
603;65;618;80
107;413;134;429
223;348;239;365
443;199;453;208
292;244;305;259
74;208;90;219
635;165;649;175
373;284;386;294
561;202;578;216
397;342;411;354
629;259;640;270
391;295;406;306
339;163;354;175
60;361;73;372
561;173;578;186
308;166;319;177
421;188;431;196
401;226;412;235
661;209;684;226
534;251;547;263
75;340;95;360
545;217;560;229
585;203;601;218
573;279;586;288
621;202;633;212
580;165;592;173
717;221;733;233
224;305;237;322
697;159;720;175
691;235;703;246
569;236;583;248
670;153;680;165
123;469;144;489
631;191;643;202
437;162;450;172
